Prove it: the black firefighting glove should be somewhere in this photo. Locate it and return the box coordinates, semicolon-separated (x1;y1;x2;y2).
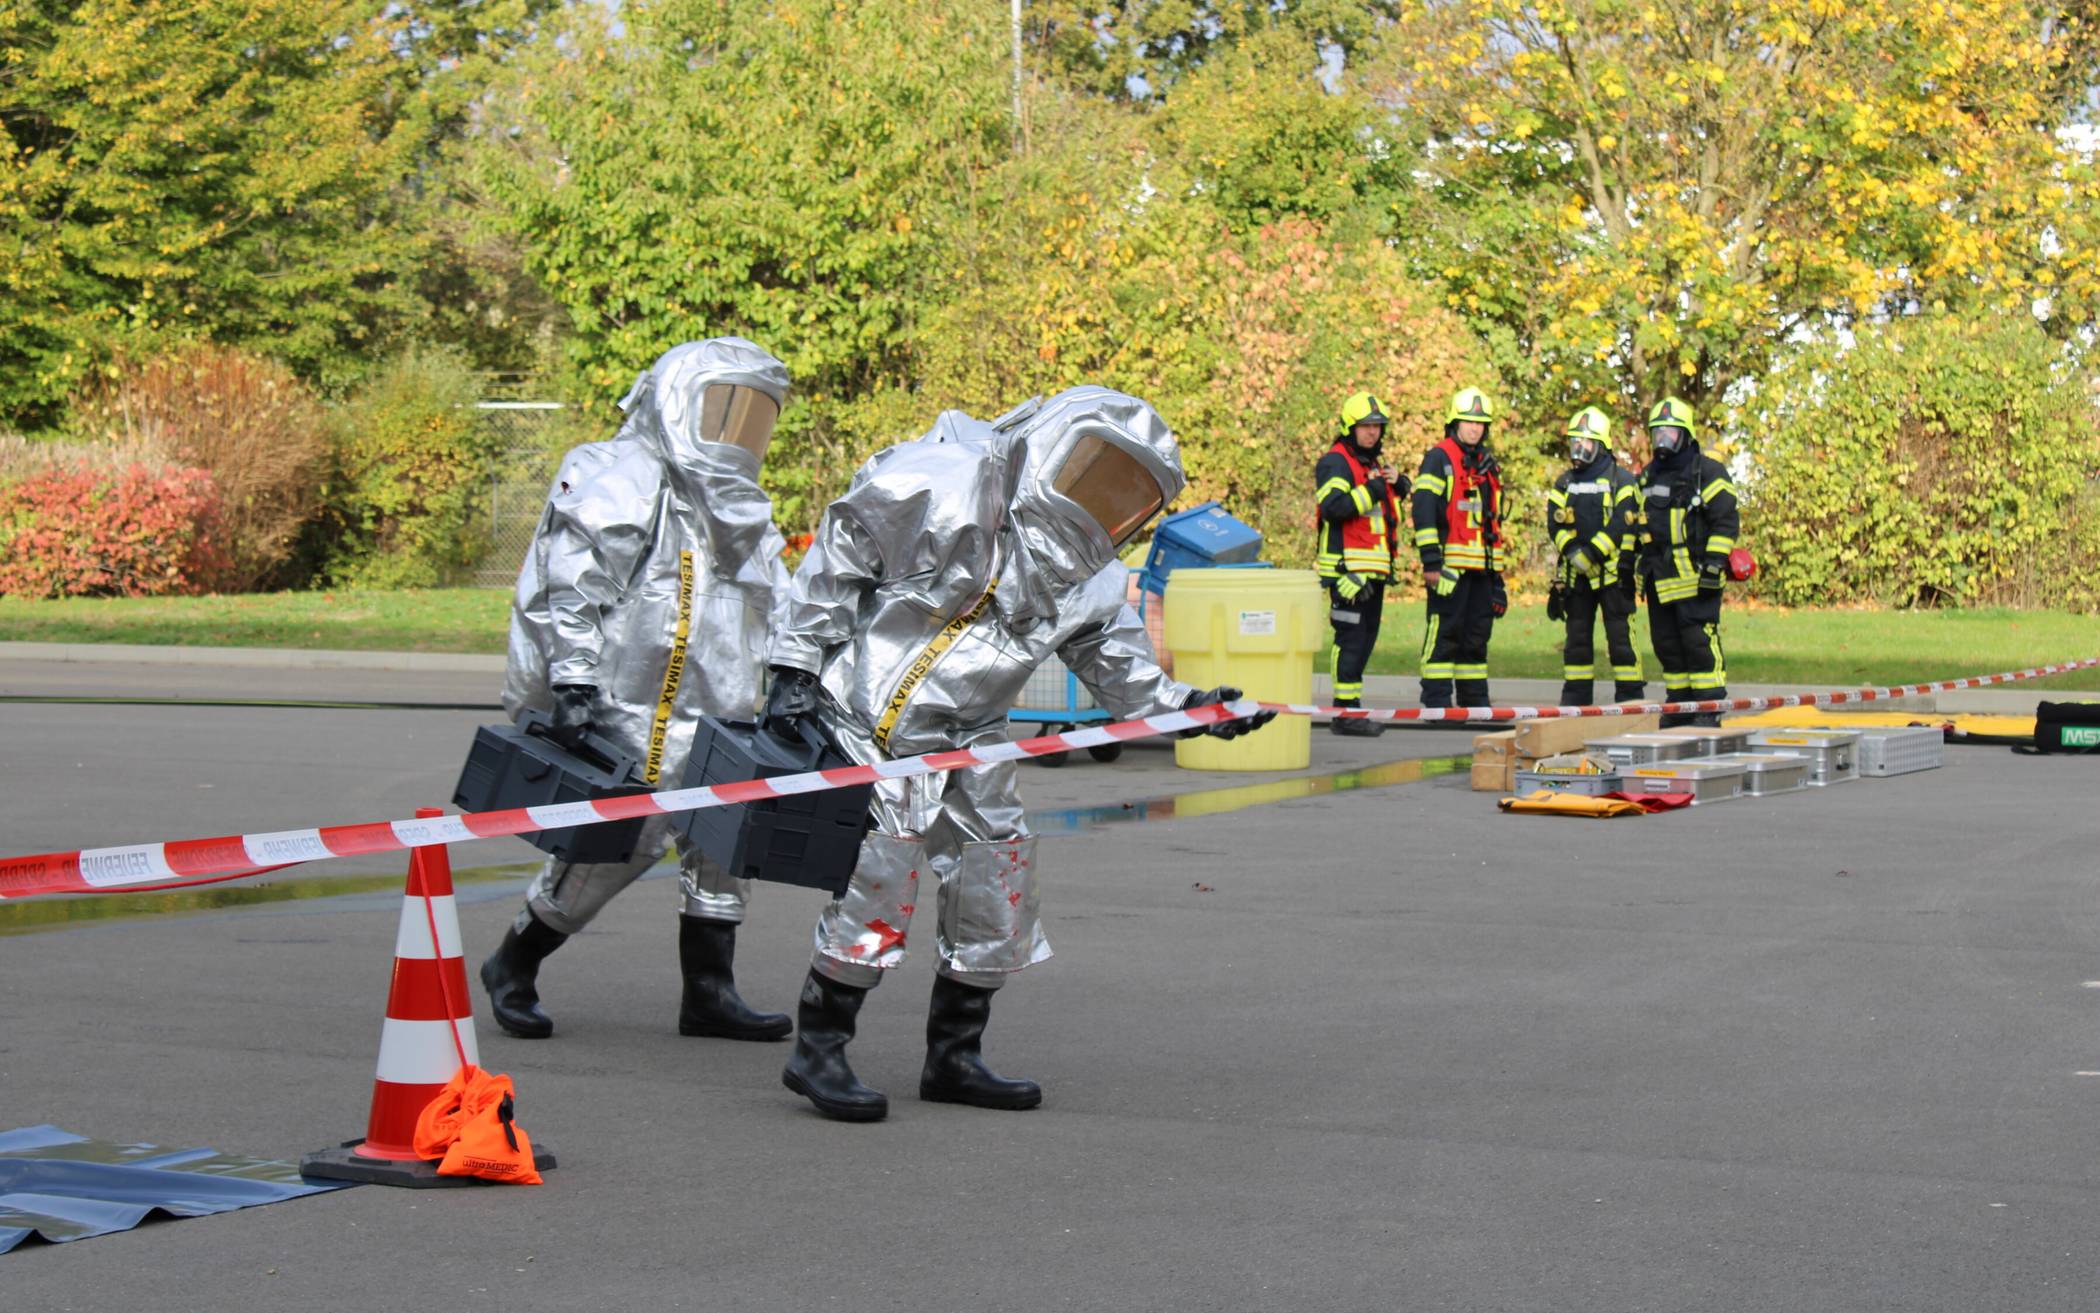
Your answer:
1365;472;1388;506
1697;561;1725;594
1546;581;1566;623
762;666;822;744
546;684;597;750
1180;686;1277;740
1473;450;1500;478
1490;573;1509;618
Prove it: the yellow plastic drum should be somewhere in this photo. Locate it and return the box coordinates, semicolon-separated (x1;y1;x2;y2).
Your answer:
1163;568;1326;771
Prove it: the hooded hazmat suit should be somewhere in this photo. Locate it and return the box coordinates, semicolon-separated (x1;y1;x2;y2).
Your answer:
763;386;1269;1121
480;336;795;1040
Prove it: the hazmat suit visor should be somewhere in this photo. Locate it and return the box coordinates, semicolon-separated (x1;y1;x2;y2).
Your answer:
701;385;780;460
1050;433;1163;548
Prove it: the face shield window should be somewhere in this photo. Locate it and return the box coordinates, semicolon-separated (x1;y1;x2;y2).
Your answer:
1650;424;1688;454
1051;433;1162;547
1568;437;1599;465
701;384;780;459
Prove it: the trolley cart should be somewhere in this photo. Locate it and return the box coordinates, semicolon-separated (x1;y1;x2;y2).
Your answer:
1008;661;1118;768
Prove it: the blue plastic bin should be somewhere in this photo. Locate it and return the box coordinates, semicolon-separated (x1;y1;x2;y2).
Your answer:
1137;501;1264;596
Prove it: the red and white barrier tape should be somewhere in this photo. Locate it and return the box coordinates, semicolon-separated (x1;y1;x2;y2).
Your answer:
2;656;2091;901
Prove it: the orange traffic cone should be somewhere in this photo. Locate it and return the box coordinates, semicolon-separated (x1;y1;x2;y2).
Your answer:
302;809;554;1187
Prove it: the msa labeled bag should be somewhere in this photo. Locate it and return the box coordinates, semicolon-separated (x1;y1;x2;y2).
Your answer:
2034;701;2100;754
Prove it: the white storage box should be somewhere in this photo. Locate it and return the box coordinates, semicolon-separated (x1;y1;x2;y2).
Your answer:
1855;726;1944;777
1649;725;1753;757
1585;733;1702;769
1746;728;1861;786
1620;757;1747;804
1718;752;1810;796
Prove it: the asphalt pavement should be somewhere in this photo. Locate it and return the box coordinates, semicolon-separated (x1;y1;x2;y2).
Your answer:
2;657;2097;1312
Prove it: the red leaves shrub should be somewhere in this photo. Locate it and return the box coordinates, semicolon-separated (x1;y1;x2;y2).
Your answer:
71;345;326;590
0;465;234;598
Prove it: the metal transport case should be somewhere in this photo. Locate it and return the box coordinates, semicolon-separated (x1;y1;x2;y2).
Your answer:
1719;752;1810;796
1746;728;1861;786
1585;732;1701;769
1855;726;1944;777
676;717;875;898
1649;725;1753;757
1620;756;1747;804
452;710;650;864
1513;751;1620;796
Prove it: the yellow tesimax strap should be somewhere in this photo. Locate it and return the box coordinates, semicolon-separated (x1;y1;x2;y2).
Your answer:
644;550;696;784
872;579;998;753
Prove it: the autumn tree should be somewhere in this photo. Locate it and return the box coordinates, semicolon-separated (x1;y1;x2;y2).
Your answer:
1376;0;2100;416
473;0;1015;520
0;0;549;424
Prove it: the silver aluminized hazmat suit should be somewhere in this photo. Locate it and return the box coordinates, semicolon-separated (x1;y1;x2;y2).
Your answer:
764;386;1270;1121
479;336;795;1041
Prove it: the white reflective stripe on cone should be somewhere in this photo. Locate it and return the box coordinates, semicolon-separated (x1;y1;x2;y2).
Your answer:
391;895;463;960
374;1017;480;1085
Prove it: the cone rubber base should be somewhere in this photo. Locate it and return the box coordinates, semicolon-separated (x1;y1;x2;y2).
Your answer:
300;1139;557;1189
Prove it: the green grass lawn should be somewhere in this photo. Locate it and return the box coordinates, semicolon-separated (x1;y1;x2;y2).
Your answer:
0;587;2094;690
0;588;511;653
1365;596;2100;690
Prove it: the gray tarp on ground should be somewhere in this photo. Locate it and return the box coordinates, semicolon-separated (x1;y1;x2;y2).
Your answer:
0;1125;351;1253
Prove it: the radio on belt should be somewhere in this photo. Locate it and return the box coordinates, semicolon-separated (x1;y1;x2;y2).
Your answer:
451;710;651;864
675;717;874;898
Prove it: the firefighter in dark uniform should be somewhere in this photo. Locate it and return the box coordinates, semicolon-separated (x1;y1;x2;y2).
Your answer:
1315;392;1408;736
1637;395;1739;727
1547;406;1645;706
1411;386;1505;709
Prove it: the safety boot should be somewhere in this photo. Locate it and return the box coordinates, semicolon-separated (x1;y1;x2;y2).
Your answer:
1687;686;1727;729
1418;678;1454;710
1330;703;1383;737
782;970;888;1122
920;975;1042;1110
677;916;792;1041
1456;680;1491;709
479;913;567;1039
1613;681;1648;704
1558;681;1594;708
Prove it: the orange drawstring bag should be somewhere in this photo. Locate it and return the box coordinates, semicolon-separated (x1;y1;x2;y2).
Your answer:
412;1065;543;1185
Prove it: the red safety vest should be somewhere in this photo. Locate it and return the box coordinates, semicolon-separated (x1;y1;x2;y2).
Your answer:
1317;441;1401;578
1431;436;1501;570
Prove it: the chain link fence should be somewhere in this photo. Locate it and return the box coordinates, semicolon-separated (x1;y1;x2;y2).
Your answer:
467;399;567;587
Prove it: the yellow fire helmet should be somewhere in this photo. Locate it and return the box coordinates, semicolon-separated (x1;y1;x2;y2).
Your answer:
1563;405;1611;440
1445;386;1496;426
1645;395;1698;445
1337;391;1389;435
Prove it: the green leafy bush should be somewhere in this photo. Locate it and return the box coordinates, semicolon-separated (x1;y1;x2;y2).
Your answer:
1741;315;2100;611
316;350;502;588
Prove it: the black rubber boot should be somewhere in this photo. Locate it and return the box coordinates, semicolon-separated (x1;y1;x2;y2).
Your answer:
1331;703;1383;737
782;970;888;1122
479;913;567;1040
1613;681;1648;704
1456;680;1491;709
1558;681;1594;707
920;975;1042;1111
677;916;791;1041
1419;678;1454;710
1687;686;1726;729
